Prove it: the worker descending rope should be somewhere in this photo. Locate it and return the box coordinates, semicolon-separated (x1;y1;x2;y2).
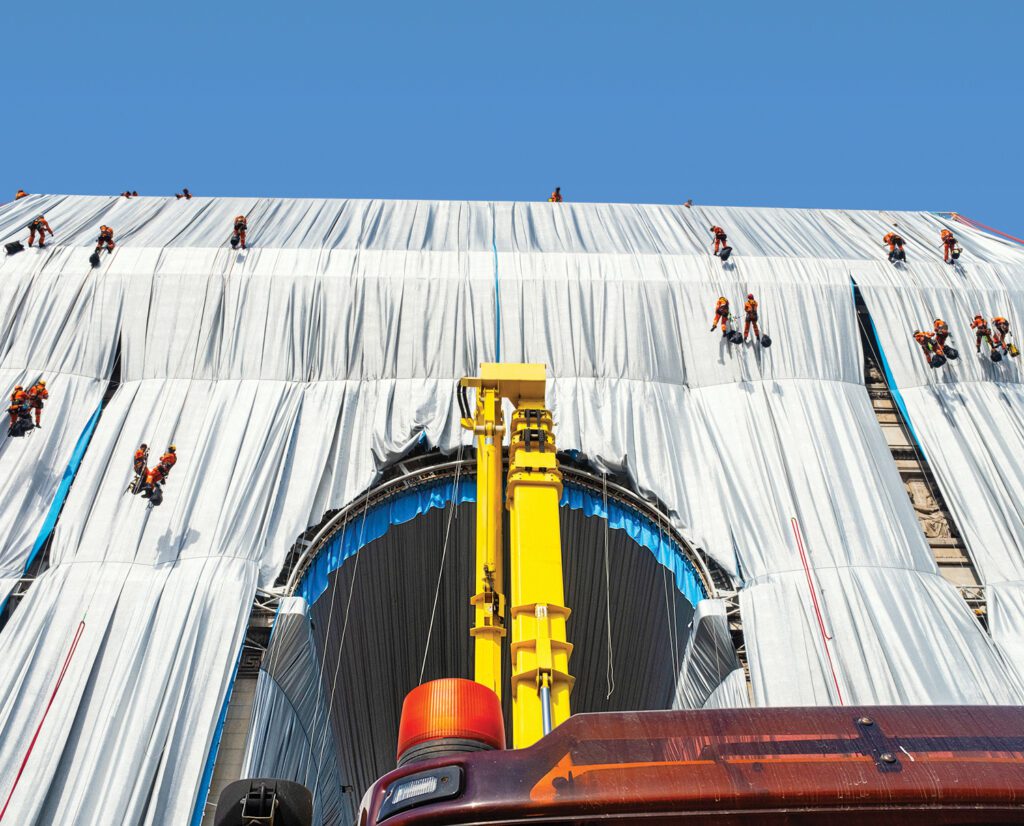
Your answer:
993;316;1019;358
26;379;48;428
884;231;906;263
709;225;732;260
933;318;957;360
27;215;52;248
548;187;562;203
971;314;999;358
90;226;115;267
127;443;177;506
743;293;760;341
231;215;247;249
710;296;730;335
913;330;946;368
7;386;33;437
127;444;150;494
940;229;961;264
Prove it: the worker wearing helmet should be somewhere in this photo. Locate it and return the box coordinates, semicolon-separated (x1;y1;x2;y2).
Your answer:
548;187;562;203
232;215;248;249
133;444;150;476
26;379;48;427
27;215;52;248
971;315;995;354
14;189;28;200
933;319;950;353
710;297;730;334
913;330;940;365
7;397;30;433
709;225;728;256
883;231;906;262
940;229;959;264
993;317;1012;353
158;444;177;475
743;293;760;341
95;225;115;253
141;463;167;499
8;385;27;427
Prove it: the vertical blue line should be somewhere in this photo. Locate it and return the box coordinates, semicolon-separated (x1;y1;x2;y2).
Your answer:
190;639;245;826
492;206;501;363
25;401;104;572
853;280;927;462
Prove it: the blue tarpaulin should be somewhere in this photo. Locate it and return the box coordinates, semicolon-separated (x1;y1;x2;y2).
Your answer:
298;478;706;607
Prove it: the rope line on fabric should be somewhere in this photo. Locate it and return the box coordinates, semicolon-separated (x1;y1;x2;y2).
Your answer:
602;472;615;700
952;213;1024;247
311;485;374;813
301;485;361;797
0;620;85;821
656;513;679;679
418;442;465;684
791;517;844;705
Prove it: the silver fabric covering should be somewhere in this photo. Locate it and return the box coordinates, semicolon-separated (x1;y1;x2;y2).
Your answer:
856;231;1024;687
0;195;1020;824
243;598;346;826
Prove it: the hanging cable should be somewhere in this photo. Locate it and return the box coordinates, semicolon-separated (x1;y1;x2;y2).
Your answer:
602;472;615;700
418;443;465;684
306;483;370;812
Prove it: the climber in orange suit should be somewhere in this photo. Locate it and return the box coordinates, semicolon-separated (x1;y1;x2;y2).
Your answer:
993;317;1012;353
971;315;996;353
233;215;247;249
27;215;52;247
26;380;48;427
710;296;730;334
971;315;995;353
96;225;115;253
709;225;728;255
883;231;906;261
940;229;958;263
157;445;177;476
913;330;940;365
743;293;760;341
933;318;949;353
133;444;149;476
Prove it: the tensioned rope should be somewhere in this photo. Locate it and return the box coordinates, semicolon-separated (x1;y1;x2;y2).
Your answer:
418;442;465;684
951;213;1024;247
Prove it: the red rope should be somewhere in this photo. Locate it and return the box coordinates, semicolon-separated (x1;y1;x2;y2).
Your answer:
951;213;1024;247
0;620;86;821
791;517;844;705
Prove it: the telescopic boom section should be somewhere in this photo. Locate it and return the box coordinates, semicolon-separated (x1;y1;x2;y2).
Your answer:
459;364;574;748
459;381;506;699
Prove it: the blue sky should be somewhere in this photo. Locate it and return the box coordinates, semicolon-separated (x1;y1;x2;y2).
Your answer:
4;1;1022;232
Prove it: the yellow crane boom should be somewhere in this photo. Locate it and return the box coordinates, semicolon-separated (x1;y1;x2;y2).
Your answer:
459;363;573;747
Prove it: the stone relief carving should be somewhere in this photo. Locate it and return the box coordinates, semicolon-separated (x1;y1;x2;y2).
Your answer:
906;479;951;539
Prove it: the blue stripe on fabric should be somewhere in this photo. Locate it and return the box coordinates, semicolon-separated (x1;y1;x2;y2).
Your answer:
855;282;927;462
25;401;104;573
559;485;707;607
298;477;476;605
492;232;501;363
298;479;706;609
190;639;246;826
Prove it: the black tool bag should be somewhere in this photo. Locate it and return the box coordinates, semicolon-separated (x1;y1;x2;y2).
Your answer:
5;241;24;256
